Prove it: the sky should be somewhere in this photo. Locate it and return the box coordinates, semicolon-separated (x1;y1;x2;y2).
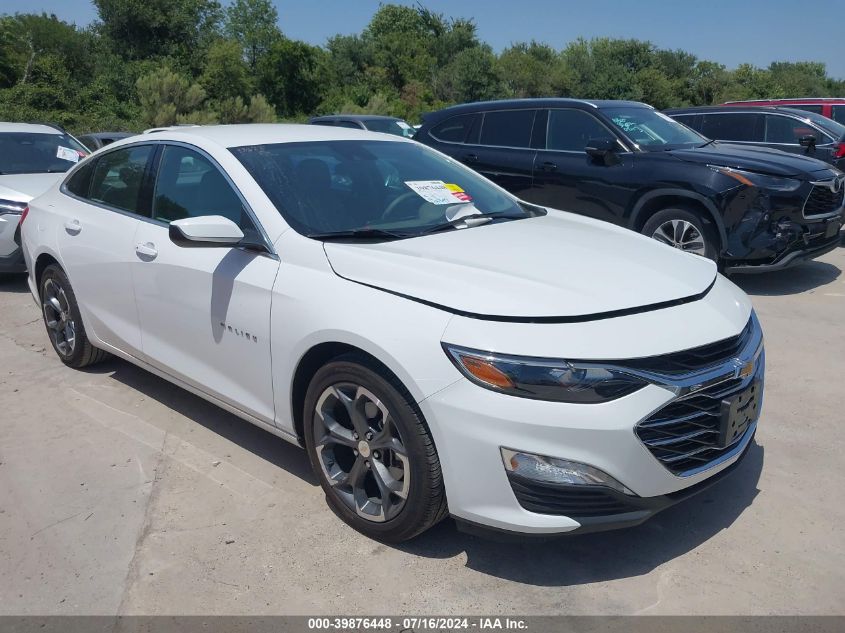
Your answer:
3;0;844;79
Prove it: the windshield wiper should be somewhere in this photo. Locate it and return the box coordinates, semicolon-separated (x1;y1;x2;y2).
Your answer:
306;227;409;241
418;212;526;236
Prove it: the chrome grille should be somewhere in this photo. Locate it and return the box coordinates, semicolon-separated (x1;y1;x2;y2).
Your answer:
804;180;844;218
635;362;763;476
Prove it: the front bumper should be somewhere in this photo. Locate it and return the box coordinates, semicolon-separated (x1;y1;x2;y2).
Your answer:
725;222;841;273
423;306;763;536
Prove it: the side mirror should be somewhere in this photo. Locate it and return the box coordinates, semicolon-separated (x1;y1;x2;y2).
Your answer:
585;138;620;165
798;135;817;149
169;215;244;248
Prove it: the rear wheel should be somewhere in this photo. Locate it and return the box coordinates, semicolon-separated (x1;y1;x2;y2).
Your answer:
39;264;109;368
642;208;719;262
303;355;447;542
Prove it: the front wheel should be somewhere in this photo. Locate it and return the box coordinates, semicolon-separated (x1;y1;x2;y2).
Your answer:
303;355;447;542
641;208;719;262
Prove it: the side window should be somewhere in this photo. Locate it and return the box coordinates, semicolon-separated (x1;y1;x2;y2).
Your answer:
153;146;254;233
429;114;479;143
479;110;536;148
832;106;845;125
765;116;826;144
701;113;764;142
672;114;704;134
792;105;823;115
89;145;154;215
65;160;95;197
336;120;364;129
547;109;615;151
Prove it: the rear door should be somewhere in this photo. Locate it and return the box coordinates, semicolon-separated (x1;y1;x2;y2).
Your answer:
57;144;155;355
131;143;279;423
460;109;538;198
525;108;633;224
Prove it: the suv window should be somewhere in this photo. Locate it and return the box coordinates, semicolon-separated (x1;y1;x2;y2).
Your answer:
765;115;829;144
479;110;536;148
701;113;764;142
336;121;364;130
832;106;845;125
429;114;479;143
89;145;153;215
153;145;253;232
792;105;823;115
547;109;615;151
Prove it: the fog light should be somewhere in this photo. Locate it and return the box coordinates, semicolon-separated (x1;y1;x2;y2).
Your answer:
501;448;634;495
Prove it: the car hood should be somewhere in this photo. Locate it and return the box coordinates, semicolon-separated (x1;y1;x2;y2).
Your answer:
323;212;718;320
0;173;63;203
669;142;829;177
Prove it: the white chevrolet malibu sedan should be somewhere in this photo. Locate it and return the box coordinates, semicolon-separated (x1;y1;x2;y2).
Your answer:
19;125;763;542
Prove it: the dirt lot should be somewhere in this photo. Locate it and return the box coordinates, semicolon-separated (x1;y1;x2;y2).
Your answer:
1;246;843;616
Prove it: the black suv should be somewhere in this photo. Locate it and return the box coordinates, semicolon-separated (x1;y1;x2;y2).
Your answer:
416;99;844;272
665;105;845;171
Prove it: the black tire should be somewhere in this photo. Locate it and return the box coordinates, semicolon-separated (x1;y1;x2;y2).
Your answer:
641;207;720;262
39;264;110;368
303;353;447;542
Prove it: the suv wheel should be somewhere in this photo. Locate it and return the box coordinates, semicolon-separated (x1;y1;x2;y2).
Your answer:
39;264;110;368
303;354;448;542
642;208;719;261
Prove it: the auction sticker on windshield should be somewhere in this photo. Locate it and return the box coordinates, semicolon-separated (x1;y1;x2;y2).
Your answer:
56;146;80;163
405;180;471;205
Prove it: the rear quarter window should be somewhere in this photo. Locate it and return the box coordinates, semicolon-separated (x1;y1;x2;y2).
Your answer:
429;114;479;143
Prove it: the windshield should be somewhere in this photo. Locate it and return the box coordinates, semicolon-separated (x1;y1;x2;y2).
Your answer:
0;132;89;175
363;119;415;138
231;140;533;238
603;107;707;150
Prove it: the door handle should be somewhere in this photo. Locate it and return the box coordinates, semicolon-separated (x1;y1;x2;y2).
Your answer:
540;161;558;172
64;219;82;235
135;242;158;259
462;153;478;163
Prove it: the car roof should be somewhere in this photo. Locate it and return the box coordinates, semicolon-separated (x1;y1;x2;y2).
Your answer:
421;98;651;122
310;114;403;122
0;122;64;135
110;123;413;150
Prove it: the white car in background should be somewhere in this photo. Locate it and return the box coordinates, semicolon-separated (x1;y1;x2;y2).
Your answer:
0;122;89;274
20;125;764;541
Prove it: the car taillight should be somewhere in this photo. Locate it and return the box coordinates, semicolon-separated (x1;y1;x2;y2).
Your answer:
835;142;845;159
18;206;29;226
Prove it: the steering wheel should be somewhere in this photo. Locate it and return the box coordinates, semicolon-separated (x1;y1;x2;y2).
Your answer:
381;191;425;222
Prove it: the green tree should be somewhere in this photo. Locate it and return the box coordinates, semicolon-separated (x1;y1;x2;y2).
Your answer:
225;0;280;70
201;39;252;102
258;37;324;116
136;65;214;126
93;0;222;67
437;45;502;103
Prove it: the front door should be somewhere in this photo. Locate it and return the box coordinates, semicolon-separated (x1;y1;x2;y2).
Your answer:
132;144;279;423
526;108;632;224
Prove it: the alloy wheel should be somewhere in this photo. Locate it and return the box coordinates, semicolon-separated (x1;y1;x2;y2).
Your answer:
42;278;76;357
313;383;410;523
652;219;707;256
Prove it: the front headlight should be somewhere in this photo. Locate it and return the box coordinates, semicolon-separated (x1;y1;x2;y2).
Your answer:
0;198;27;214
709;165;801;192
442;344;647;403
